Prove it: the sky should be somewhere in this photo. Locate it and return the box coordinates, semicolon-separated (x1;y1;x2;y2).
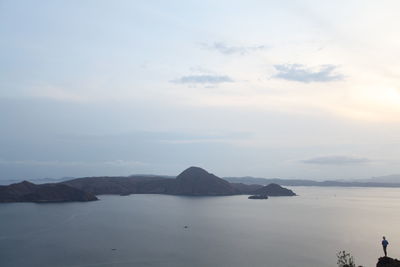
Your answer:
1;0;400;180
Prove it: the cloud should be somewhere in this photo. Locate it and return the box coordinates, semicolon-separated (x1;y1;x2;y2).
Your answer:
171;74;234;85
301;156;370;165
0;159;146;167
59;131;252;145
158;131;252;144
201;42;267;55
273;64;344;83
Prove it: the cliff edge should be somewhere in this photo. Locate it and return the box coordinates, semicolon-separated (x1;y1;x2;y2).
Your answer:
377;257;400;267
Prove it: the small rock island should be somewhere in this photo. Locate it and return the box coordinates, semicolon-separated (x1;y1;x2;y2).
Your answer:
248;194;269;199
252;183;296;197
247;183;296;199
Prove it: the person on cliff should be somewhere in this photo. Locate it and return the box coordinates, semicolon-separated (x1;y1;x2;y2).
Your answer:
382;236;389;257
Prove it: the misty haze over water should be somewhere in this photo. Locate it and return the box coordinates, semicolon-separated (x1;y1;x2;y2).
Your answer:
1;187;398;267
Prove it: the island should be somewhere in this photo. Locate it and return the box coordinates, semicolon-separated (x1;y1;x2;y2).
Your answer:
63;166;239;196
0;181;98;203
0;167;296;202
247;184;296;199
248;194;269;199
63;166;296;197
252;183;296;196
62;167;296;196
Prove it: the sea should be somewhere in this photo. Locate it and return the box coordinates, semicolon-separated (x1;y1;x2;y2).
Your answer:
1;186;400;267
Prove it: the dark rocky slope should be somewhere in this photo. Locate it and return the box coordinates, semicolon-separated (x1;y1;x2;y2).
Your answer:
377;257;400;267
169;167;239;195
0;181;98;203
230;183;263;194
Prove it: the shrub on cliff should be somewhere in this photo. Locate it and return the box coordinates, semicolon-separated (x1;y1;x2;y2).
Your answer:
337;250;356;267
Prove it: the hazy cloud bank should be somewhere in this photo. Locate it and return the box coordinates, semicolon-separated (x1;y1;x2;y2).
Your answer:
0;159;146;167
301;156;370;165
273;64;344;83
171;74;234;85
201;42;267;55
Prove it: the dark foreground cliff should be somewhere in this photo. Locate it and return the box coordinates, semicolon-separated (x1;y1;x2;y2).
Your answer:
0;181;98;203
377;257;400;267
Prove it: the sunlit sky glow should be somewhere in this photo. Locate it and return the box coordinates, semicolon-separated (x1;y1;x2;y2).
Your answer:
1;0;400;180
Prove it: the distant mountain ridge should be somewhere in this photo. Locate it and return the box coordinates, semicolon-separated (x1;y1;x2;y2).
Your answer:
4;167;400;203
347;174;400;184
224;176;400;188
4;173;400;188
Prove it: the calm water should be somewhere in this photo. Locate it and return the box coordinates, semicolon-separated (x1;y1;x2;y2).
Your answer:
1;187;400;267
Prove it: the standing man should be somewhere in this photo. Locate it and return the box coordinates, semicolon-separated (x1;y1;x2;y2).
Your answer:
382;236;389;257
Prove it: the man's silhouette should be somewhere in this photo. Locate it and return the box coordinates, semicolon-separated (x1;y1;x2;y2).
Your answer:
382;236;389;256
